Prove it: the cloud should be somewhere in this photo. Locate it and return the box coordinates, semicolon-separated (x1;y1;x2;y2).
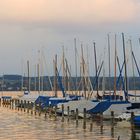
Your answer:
0;0;139;24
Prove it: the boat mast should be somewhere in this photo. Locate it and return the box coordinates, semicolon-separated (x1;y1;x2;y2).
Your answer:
107;34;111;94
53;55;57;97
81;44;86;98
34;64;37;91
122;33;128;100
130;39;136;101
37;63;40;94
1;74;4;97
86;45;90;98
38;50;41;94
93;42;99;98
21;59;24;92
62;46;66;92
27;60;30;93
114;34;117;99
102;47;106;95
74;38;78;95
41;50;44;93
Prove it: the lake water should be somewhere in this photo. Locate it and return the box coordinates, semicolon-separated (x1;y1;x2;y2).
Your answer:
0;105;139;140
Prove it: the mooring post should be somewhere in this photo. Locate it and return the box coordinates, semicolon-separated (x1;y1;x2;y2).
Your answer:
6;99;8;108
90;115;93;132
62;104;64;122
17;100;20;111
7;99;11;109
2;98;3;107
9;99;11;109
0;98;1;107
21;100;23;112
111;111;114;137
24;100;26;112
83;108;86;129
6;99;8;107
5;99;7;107
48;106;51;118
76;108;79;127
3;99;5;107
11;99;14;110
44;107;47;118
111;111;114;125
131;112;134;130
4;99;6;107
117;136;120;140
9;99;11;108
14;99;16;110
34;102;37;115
100;112;103;134
31;102;33;115
27;101;29;113
67;106;70;122
11;99;13;109
39;102;41;116
55;105;57;119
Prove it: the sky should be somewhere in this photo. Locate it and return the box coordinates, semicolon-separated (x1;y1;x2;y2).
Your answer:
0;0;140;76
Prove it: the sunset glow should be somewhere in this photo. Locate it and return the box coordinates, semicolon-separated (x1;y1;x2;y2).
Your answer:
0;0;139;23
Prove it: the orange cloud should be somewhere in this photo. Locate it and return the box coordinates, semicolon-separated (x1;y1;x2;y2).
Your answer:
0;0;139;23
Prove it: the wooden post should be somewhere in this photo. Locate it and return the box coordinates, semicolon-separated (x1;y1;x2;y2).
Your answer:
67;106;70;122
44;108;47;118
21;100;23;112
55;105;57;119
34;102;37;115
31;102;33;115
2;98;4;107
90;115;93;132
24;100;26;112
76;108;79;127
3;99;5;107
7;99;11;109
83;108;86;129
17;100;20;111
5;99;7;107
27;101;29;113
111;111;114;137
6;99;8;108
11;99;14;110
10;99;12;109
62;104;64;122
117;136;120;140
111;111;114;125
4;99;6;107
100;112;103;134
131;112;134;130
49;107;51;118
39;102;41;116
15;99;17;110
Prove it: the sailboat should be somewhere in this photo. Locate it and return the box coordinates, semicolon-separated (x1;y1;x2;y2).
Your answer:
57;33;134;119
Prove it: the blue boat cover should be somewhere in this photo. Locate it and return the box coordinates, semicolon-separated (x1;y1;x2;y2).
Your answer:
87;100;129;114
134;116;140;126
35;96;52;108
87;101;112;114
2;96;12;99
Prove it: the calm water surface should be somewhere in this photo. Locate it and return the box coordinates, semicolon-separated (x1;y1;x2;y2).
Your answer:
0;107;139;140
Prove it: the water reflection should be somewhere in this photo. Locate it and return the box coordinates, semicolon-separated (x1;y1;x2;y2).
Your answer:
0;107;137;140
131;129;140;140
